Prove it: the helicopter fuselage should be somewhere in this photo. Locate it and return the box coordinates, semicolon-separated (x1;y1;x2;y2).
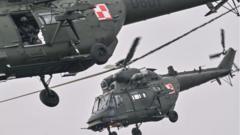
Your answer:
87;69;180;131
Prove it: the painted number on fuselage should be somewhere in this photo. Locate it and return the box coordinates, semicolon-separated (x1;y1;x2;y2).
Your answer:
130;0;161;8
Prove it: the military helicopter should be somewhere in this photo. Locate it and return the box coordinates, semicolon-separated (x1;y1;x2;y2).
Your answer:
87;30;239;135
0;0;239;107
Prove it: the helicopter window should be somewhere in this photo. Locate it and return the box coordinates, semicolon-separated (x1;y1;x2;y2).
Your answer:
114;95;123;108
92;98;100;113
98;94;110;110
38;12;57;25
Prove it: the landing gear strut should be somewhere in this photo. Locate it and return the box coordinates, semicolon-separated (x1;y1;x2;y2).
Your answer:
39;75;59;107
132;124;142;135
107;127;117;135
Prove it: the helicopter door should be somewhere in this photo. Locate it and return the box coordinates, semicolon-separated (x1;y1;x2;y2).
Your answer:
10;12;43;46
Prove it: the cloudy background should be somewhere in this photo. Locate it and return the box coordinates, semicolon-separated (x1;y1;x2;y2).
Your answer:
0;4;239;135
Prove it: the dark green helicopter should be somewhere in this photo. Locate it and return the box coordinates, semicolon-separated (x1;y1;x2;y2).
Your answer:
87;30;239;135
0;0;239;107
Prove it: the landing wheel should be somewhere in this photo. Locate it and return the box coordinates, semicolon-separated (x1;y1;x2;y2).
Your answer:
168;111;178;123
107;127;117;135
132;127;142;135
108;131;117;135
91;43;109;65
40;89;59;107
39;75;59;107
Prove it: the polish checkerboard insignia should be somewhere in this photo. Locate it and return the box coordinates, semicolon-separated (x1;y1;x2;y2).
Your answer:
94;4;112;21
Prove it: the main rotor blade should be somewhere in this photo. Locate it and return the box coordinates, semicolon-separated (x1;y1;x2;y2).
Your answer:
221;29;226;51
123;37;141;66
209;52;223;59
51;68;120;89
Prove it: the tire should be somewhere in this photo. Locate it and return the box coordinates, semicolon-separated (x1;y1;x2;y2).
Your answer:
39;89;59;107
111;131;118;135
91;43;109;65
168;111;178;123
132;128;142;135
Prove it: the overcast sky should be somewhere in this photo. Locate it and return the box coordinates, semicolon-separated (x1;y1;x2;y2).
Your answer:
0;4;239;135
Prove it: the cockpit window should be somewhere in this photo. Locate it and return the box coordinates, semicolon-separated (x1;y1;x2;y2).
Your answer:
92;94;111;113
98;94;110;110
114;95;123;108
92;98;100;113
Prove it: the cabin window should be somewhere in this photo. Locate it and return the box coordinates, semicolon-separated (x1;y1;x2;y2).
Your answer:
38;12;57;25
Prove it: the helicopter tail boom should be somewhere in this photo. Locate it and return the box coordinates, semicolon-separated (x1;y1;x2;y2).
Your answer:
123;0;218;24
174;48;236;92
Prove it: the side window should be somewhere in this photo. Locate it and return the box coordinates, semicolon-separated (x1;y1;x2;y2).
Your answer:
38;12;57;25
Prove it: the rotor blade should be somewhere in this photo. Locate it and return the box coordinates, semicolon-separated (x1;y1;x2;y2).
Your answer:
123;37;141;66
221;29;226;51
115;59;125;67
51;68;120;89
209;52;223;59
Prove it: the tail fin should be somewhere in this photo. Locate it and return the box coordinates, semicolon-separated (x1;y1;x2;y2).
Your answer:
218;48;236;70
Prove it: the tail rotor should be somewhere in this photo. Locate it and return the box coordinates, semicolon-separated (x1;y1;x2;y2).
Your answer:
209;29;228;59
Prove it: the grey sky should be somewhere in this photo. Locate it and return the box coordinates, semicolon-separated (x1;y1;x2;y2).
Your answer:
0;5;239;135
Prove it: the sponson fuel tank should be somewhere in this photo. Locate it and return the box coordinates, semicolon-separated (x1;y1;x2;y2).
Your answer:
123;0;218;24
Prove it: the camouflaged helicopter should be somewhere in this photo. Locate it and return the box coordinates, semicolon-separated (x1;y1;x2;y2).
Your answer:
0;0;239;107
87;31;239;135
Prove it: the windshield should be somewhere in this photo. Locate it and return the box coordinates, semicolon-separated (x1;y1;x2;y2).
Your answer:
92;94;111;113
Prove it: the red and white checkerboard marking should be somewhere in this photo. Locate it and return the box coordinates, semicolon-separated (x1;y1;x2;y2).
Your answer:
94;4;112;21
165;83;176;95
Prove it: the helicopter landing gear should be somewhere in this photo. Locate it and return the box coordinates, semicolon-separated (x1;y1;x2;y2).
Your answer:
91;43;110;65
107;127;117;135
132;124;142;135
168;110;178;123
39;75;59;107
